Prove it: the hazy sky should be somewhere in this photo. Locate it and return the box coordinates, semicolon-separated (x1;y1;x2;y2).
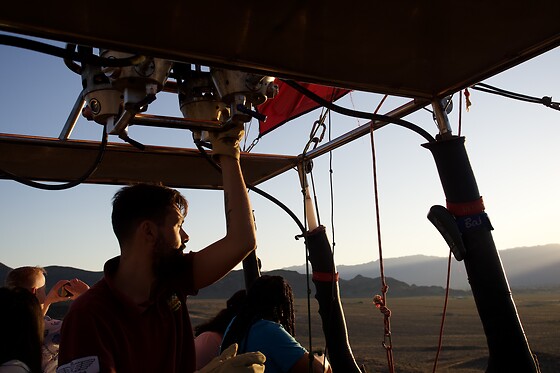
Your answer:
1;35;559;272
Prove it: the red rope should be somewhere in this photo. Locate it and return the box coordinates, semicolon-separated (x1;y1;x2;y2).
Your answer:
432;92;457;369
432;250;453;372
370;117;395;373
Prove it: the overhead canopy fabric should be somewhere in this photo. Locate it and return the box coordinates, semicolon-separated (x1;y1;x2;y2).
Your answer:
1;2;559;100
1;2;559;189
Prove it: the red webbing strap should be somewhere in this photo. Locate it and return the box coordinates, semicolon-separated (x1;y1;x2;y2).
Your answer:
446;197;485;216
312;271;339;282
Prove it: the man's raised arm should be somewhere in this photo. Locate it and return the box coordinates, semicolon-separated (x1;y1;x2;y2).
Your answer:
192;123;257;289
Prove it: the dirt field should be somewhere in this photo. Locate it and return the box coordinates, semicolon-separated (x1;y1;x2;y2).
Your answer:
188;290;560;372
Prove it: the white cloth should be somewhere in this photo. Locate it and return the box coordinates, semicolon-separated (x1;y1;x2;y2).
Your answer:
42;316;62;373
0;360;31;373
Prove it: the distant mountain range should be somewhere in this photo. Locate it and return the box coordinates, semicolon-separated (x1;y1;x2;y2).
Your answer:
0;264;469;300
284;244;560;290
1;244;558;302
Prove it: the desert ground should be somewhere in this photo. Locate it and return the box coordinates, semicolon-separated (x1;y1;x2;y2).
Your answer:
188;290;560;373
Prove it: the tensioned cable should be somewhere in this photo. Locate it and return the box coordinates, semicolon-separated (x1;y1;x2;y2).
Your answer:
305;108;329;228
471;82;560;110
327;109;336;262
325;106;337;371
0;34;146;67
458;90;463;136
0;125;108;190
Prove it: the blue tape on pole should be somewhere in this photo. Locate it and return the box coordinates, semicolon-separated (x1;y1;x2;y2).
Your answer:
456;212;493;233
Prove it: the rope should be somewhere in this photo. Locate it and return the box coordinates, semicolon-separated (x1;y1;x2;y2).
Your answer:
431;92;464;371
327;109;336;263
242;118;254;152
432;250;453;372
347;92;363;127
302;210;314;373
309;171;322;228
369;97;395;373
320;91;344;369
296;150;314;373
325;107;337;371
306;109;328;228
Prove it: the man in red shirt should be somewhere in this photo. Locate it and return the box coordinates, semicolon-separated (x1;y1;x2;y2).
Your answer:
57;124;265;373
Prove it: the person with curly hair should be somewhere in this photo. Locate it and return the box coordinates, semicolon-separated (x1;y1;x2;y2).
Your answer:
221;275;331;373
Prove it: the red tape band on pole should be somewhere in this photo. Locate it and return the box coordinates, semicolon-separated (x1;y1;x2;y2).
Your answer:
312;272;339;282
446;197;485;216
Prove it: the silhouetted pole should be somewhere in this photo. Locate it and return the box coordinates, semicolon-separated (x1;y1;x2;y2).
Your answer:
242;250;261;289
423;136;540;372
307;225;362;373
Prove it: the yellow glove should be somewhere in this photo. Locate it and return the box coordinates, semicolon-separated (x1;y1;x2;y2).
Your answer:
196;343;266;373
207;122;245;161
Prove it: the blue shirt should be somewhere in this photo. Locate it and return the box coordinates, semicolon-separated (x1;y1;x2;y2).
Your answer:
223;319;306;373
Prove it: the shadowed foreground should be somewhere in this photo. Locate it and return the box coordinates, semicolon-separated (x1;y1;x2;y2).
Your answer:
189;291;560;373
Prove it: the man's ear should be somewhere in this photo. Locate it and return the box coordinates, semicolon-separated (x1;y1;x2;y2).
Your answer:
30;287;38;295
139;220;158;244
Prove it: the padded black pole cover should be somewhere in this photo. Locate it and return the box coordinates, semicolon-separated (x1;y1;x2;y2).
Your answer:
423;136;540;373
307;226;362;373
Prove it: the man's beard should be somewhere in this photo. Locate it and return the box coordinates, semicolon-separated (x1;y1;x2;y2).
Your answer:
152;235;185;278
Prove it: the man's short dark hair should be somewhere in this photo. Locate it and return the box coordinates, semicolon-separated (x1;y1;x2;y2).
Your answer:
111;184;188;245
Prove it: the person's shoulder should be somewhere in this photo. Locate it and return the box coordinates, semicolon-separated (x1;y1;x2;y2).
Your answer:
0;360;31;373
196;330;222;338
252;319;281;329
250;319;288;335
195;331;222;344
249;320;300;345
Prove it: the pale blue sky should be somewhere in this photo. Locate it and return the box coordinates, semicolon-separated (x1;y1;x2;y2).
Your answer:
1;36;559;272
